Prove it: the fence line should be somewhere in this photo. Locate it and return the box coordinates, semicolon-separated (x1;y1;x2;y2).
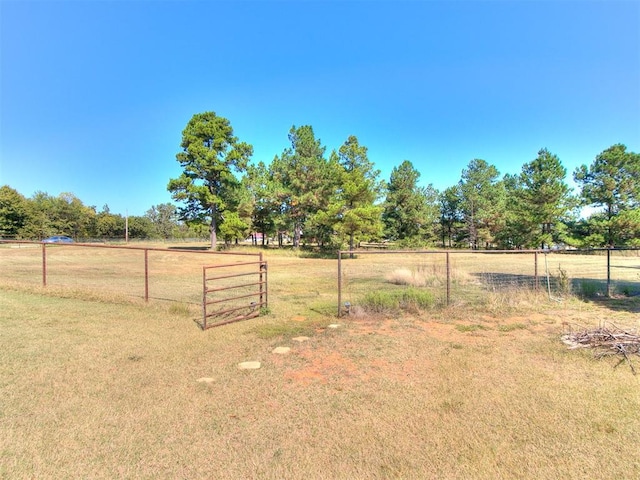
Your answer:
0;240;261;305
337;248;640;316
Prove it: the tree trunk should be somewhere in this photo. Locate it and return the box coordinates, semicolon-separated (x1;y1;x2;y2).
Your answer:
293;222;301;248
210;206;217;250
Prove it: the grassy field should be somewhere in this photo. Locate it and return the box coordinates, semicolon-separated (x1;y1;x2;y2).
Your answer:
1;244;640;479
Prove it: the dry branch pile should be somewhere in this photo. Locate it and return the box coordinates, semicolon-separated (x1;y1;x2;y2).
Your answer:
561;323;640;374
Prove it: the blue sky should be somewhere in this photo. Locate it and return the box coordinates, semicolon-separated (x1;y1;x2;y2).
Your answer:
1;0;638;216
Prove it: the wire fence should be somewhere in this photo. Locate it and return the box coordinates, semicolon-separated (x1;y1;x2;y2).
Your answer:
0;241;261;306
337;249;640;315
3;241;639;317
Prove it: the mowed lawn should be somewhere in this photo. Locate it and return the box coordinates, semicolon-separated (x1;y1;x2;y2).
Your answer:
1;249;640;479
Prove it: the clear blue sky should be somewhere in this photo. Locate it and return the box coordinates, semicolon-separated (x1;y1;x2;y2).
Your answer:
1;0;639;216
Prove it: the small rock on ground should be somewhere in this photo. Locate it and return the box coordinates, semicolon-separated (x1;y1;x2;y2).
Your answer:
327;324;341;329
292;336;310;342
238;361;261;370
272;346;291;354
196;377;215;383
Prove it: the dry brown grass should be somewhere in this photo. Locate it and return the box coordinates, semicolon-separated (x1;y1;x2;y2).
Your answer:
1;244;640;479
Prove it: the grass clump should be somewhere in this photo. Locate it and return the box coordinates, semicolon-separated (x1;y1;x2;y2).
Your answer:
497;323;528;332
579;280;604;299
168;302;193;317
386;265;443;288
455;324;489;333
361;287;435;314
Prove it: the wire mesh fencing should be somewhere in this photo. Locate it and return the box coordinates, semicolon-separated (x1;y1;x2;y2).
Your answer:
337;249;640;315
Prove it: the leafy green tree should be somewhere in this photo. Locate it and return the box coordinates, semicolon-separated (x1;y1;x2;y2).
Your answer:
168;111;253;249
219;210;250;245
458;159;505;249
574;143;640;246
127;216;154;239
95;205;125;239
21;191;95;240
0;185;30;238
382;160;436;244
145;203;179;239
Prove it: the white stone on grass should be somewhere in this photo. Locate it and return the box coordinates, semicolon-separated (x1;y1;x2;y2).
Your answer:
292;336;310;342
238;361;261;370
327;324;341;329
272;346;291;354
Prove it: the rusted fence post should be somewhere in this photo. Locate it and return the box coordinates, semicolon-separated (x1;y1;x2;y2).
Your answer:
606;248;611;297
446;251;450;306
144;249;149;302
259;252;264;308
337;251;342;317
534;251;539;290
202;265;207;330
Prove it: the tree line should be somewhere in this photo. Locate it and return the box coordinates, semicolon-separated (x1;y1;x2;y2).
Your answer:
2;111;638;249
0;190;191;241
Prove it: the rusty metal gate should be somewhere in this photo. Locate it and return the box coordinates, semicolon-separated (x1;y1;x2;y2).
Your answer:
202;259;268;329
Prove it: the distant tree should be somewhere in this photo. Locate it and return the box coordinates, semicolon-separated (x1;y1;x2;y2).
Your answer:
503;149;575;249
168;111;253;249
271;125;334;248
243;161;280;246
574;143;640;246
127;216;154;239
336;136;384;249
21;191;95;240
382;160;435;243
0;185;30;237
145;203;179;239
458;159;505;249
95;206;125;239
439;185;463;248
494;174;530;249
219;210;250;245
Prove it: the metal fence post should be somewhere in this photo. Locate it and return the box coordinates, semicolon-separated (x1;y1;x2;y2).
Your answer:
446;252;450;306
534;251;539;290
202;266;207;330
42;243;47;287
338;251;342;317
144;249;149;302
259;251;264;308
606;248;611;297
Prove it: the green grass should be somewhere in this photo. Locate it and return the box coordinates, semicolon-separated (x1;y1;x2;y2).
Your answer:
456;323;490;332
497;322;529;332
361;287;435;313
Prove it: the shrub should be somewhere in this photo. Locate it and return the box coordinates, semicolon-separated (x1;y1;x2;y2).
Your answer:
361;287;434;314
579;280;603;298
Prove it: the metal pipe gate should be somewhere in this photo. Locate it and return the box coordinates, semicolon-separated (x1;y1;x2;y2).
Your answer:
202;258;268;329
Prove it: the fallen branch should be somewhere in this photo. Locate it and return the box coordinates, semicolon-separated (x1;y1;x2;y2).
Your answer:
561;322;640;375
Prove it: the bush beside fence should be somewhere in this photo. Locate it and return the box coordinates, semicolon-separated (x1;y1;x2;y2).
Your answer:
337;249;640;316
